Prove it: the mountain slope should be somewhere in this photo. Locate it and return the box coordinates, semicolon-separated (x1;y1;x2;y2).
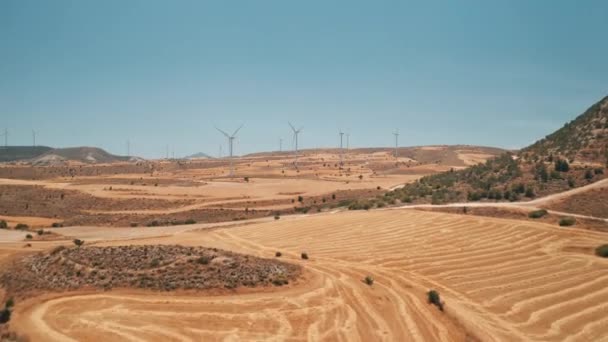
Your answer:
31;147;130;165
0;146;53;163
522;95;608;164
385;96;608;205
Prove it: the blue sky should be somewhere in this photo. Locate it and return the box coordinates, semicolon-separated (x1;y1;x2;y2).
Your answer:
1;1;607;158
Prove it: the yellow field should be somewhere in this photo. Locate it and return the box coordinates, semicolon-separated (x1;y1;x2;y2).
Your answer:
10;209;608;341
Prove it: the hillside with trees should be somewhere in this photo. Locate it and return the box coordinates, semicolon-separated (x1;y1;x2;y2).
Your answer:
384;95;608;205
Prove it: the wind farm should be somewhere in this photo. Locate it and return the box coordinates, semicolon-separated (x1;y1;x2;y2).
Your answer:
2;1;608;341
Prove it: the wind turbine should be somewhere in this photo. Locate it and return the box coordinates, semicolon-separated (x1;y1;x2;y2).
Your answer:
216;124;243;177
288;122;303;168
339;130;345;166
32;130;37;147
346;133;350;150
393;129;400;159
279;138;283;152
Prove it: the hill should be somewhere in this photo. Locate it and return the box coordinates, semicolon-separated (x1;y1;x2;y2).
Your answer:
522;95;608;164
245;145;506;167
184;152;214;159
0;146;53;163
31;147;130;165
383;96;608;205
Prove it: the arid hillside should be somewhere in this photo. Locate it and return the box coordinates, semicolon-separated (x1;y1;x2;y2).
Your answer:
385;95;608;205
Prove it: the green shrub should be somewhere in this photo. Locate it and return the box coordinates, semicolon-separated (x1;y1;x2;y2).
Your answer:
595;244;608;258
427;290;444;311
275;251;282;257
25;234;33;240
274;214;280;220
37;229;44;236
146;220;160;227
554;159;570;172
5;298;14;308
15;223;29;230
73;239;85;247
559;217;576;227
528;209;548;219
0;220;7;229
184;219;196;225
301;252;309;260
0;308;11;324
51;222;63;228
196;256;211;265
364;276;374;286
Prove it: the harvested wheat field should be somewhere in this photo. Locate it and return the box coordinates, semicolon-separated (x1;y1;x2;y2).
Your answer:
7;209;608;341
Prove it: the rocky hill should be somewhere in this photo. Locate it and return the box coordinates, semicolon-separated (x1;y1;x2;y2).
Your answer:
383;96;608;205
0;146;132;165
522;95;608;165
0;146;53;163
31;147;130;165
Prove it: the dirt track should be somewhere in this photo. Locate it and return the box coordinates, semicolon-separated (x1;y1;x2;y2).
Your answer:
10;209;608;341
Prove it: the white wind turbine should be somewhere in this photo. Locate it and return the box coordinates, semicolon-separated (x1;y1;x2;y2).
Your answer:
393;129;400;159
216;124;243;177
339;130;345;166
288;122;303;168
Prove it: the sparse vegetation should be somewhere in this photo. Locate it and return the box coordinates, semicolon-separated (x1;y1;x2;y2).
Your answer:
559;217;576;227
301;252;309;260
427;290;443;311
275;251;282;257
0;245;301;293
184;218;196;225
528;209;548;219
0;220;7;229
0;298;14;324
364;276;374;286
25;234;33;240
196;256;211;265
73;239;85;247
15;223;28;230
595;244;608;258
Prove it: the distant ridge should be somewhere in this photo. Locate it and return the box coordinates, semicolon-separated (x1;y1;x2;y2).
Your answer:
31;147;131;165
0;146;134;165
185;152;214;159
0;146;53;163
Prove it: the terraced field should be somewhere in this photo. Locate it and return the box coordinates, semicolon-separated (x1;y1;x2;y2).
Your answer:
11;209;608;341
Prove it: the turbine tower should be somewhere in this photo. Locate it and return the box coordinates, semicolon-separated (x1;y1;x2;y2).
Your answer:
216;125;243;177
32;130;37;147
393;129;400;159
346;133;350;150
279;138;283;152
126;140;130;157
339;130;345;166
288;122;303;168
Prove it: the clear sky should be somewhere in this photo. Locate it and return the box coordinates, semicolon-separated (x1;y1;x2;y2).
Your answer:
1;0;607;158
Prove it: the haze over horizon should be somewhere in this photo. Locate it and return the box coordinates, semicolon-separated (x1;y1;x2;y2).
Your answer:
2;0;607;158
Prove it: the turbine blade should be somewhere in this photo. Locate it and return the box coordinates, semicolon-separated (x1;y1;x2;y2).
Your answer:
288;122;296;132
215;126;230;138
232;124;243;137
